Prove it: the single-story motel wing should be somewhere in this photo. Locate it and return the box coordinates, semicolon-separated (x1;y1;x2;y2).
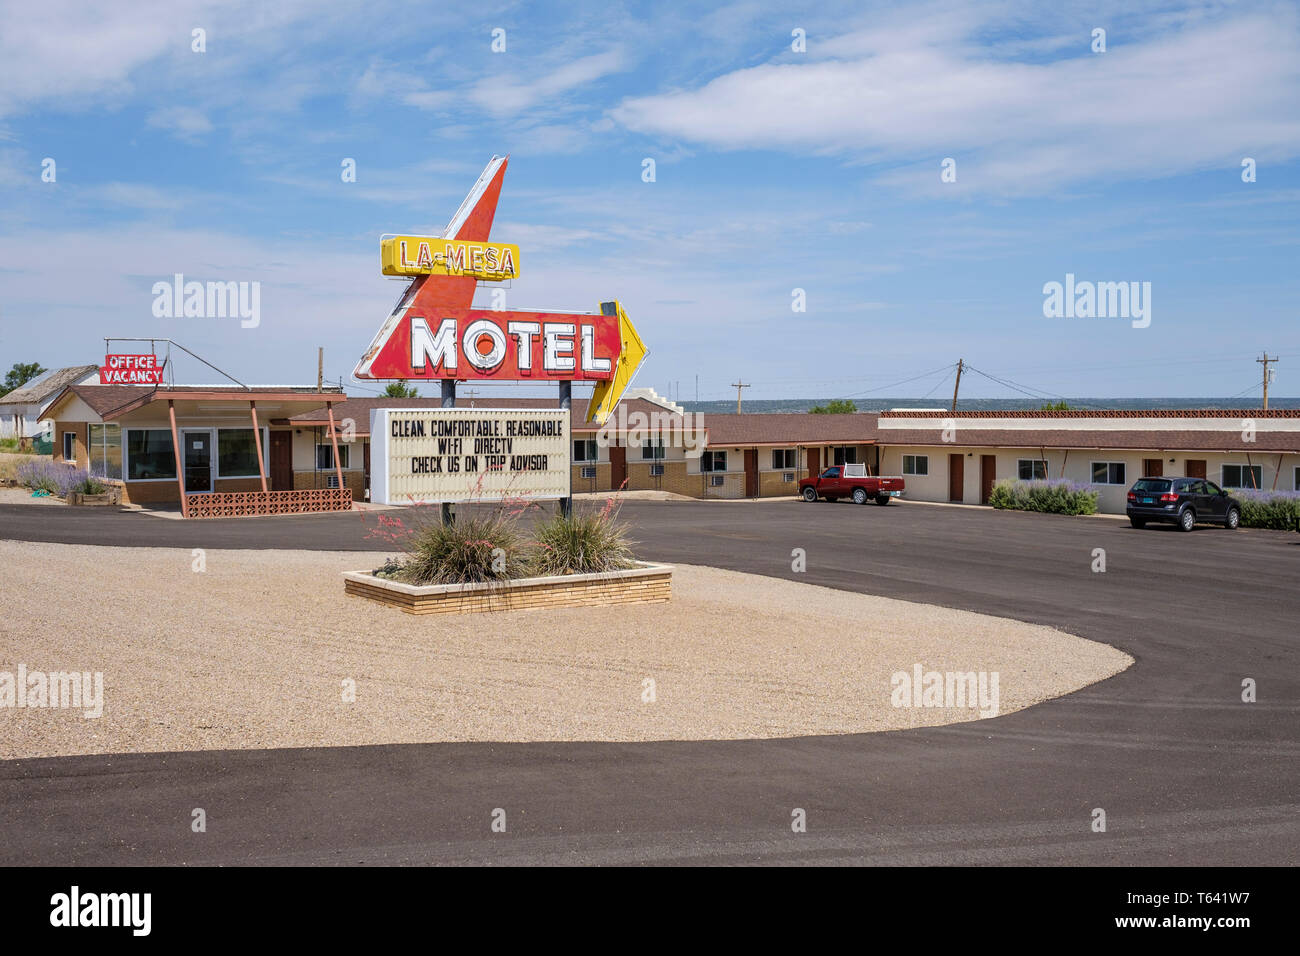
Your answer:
41;383;1300;515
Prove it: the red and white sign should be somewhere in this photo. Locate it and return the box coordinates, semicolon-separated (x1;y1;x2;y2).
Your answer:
364;308;620;381
101;354;164;384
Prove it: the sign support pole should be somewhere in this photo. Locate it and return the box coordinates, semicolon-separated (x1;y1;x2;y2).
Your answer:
168;400;188;518
441;378;456;525
559;380;573;518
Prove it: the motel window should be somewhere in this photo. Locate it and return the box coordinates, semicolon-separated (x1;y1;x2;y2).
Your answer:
1090;462;1126;485
772;449;796;470
700;450;727;472
573;439;598;462
61;431;76;462
126;429;177;480
316;443;350;470
1221;464;1262;489
1294;467;1300;491
86;424;122;480
903;455;928;476
217;428;266;479
832;446;858;465
1017;459;1048;481
642;438;666;460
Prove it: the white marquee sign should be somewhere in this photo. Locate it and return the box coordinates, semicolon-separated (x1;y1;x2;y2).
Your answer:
370;407;570;505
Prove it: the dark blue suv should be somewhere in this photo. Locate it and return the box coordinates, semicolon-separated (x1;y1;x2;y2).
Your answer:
1126;477;1241;531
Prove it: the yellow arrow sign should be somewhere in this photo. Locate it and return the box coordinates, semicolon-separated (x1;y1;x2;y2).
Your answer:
587;300;648;424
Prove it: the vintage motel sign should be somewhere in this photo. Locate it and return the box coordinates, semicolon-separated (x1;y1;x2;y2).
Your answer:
354;155;647;422
380;236;521;280
381;307;621;382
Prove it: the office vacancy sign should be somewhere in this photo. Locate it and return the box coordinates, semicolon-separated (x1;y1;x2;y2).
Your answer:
370;407;569;505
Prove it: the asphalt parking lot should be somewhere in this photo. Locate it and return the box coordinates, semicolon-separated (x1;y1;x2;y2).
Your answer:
1;497;1296;865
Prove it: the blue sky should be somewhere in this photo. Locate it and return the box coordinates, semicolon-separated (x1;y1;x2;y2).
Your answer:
1;0;1298;402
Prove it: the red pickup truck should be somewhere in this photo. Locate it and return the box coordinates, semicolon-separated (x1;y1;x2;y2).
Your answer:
798;464;905;505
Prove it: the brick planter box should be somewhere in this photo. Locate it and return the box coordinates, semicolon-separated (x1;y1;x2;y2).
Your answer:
343;562;673;615
68;492;116;506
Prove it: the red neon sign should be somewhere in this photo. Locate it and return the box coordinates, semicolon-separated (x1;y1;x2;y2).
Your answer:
100;354;164;385
365;308;620;381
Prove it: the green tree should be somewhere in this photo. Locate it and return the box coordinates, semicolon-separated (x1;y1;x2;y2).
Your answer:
0;362;47;397
809;398;858;415
1040;400;1071;411
383;380;420;398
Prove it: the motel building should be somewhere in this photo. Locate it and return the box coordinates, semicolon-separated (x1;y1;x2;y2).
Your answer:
41;383;355;516
40;381;1300;516
873;409;1300;511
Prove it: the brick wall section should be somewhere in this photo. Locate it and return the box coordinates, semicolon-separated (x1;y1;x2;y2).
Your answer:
345;570;672;615
759;470;799;497
294;469;365;499
570;462;611;492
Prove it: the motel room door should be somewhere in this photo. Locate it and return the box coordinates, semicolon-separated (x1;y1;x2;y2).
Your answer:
980;455;997;504
1142;458;1164;478
1185;459;1207;479
182;430;212;494
270;432;293;491
609;444;627;490
807;447;820;478
744;449;759;498
949;453;964;502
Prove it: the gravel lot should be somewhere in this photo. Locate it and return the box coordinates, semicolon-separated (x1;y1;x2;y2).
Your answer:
0;541;1131;757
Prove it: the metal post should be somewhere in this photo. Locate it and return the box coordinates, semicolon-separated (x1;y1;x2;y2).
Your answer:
559;380;573;518
441;378;455;525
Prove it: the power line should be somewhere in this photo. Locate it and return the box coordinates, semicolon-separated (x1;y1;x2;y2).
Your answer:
840;363;958;399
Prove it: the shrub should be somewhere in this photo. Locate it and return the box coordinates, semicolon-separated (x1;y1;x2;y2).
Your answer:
989;478;1099;515
71;475;108;495
395;511;527;585
1235;490;1300;530
15;459;89;497
528;507;636;576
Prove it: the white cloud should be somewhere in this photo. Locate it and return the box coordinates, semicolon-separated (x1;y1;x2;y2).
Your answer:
469;48;625;116
611;8;1300;193
146;106;213;140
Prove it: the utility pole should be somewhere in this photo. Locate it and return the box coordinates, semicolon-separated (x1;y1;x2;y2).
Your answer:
1257;353;1278;410
731;380;750;413
951;359;964;412
317;347;323;392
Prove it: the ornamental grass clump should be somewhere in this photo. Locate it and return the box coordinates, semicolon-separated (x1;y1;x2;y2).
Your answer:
988;478;1099;515
528;506;636;576
71;475;107;495
1235;490;1300;530
396;511;527;585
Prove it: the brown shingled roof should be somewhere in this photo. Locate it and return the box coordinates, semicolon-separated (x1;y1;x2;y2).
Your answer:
701;413;877;446
48;384;344;420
